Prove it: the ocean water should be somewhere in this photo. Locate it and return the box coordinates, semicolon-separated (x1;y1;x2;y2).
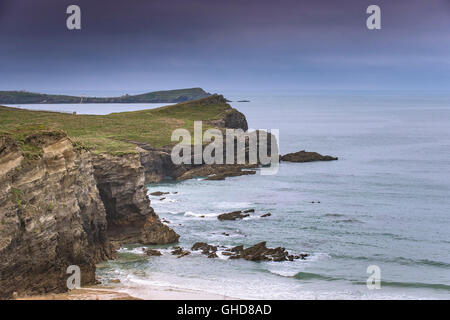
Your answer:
18;92;450;299
6;102;174;115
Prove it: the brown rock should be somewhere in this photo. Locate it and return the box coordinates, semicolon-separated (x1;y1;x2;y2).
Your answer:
150;191;169;196
145;249;162;256
217;211;250;221
280;150;337;163
92;153;179;245
261;213;271;218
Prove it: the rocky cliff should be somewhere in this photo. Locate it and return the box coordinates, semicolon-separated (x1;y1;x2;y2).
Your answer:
0;132;178;299
92;153;178;245
0;132;114;298
0;95;275;299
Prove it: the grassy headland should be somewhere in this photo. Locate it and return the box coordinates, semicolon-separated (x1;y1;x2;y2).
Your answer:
0;88;210;104
0;96;231;156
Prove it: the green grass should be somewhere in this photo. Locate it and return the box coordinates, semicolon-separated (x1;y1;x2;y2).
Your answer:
0;98;230;155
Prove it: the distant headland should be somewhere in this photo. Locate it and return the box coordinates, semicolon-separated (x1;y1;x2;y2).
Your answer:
0;88;211;104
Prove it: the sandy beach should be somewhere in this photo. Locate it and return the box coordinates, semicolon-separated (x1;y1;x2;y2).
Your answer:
16;284;237;300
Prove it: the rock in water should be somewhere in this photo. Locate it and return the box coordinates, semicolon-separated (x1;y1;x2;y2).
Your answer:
217;210;250;221
280;150;337;162
145;249;162;256
223;242;307;262
150;191;169;196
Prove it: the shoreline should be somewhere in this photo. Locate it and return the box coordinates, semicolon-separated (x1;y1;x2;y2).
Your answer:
17;283;238;300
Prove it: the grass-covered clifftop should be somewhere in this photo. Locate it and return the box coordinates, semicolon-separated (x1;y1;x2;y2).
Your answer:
0;95;234;156
0;88;210;104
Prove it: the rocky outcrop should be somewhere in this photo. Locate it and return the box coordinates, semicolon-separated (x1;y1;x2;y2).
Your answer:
0;131;179;299
0;133;114;299
133;95;277;184
145;248;162;256
217;210;250;221
225;242;308;262
92;153;179;245
280;150;338;162
176;164;257;182
223;108;248;131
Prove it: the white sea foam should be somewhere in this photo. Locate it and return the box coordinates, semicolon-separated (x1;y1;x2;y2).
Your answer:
214;201;253;209
184;211;220;218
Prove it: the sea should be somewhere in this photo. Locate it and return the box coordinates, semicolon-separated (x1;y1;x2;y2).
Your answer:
9;91;450;299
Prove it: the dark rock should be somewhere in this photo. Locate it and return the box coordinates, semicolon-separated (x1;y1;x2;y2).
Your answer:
280;150;338;163
224;108;248;131
92;154;179;245
241;242;270;261
218;211;250;221
207;252;218;259
171;247;183;255
230;245;244;253
261;213;271;218
159;197;166;201
177;251;190;258
191;242;218;254
145;249;162;256
243;209;255;213
222;242;307;262
150;191;169;196
206;170;256;180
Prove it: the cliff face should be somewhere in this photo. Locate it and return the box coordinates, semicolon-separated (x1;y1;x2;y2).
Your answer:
0;133;114;299
92;153;179;245
0;132;179;299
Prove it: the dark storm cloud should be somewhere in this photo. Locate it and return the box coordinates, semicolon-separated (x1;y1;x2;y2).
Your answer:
0;0;449;92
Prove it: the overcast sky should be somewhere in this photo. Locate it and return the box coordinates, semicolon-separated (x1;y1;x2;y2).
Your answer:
0;0;449;95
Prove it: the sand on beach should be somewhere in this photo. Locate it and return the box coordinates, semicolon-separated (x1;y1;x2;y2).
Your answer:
16;284;237;300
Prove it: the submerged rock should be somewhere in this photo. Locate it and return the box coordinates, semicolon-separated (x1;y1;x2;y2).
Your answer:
280;150;337;163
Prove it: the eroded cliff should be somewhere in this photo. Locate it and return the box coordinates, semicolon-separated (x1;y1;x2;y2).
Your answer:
0;132;178;299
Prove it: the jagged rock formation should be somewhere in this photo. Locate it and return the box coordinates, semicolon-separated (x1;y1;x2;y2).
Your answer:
0;95;276;298
0;133;114;299
92;153;179;245
0;132;178;299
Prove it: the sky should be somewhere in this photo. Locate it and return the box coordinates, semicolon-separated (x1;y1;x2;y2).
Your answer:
0;0;449;95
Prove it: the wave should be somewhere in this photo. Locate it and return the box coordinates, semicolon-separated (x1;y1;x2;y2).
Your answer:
214;201;253;209
294;272;336;281
354;280;450;291
332;254;450;269
184;211;219;218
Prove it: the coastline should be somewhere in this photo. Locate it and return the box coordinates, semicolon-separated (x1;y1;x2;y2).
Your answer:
17;284;237;300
